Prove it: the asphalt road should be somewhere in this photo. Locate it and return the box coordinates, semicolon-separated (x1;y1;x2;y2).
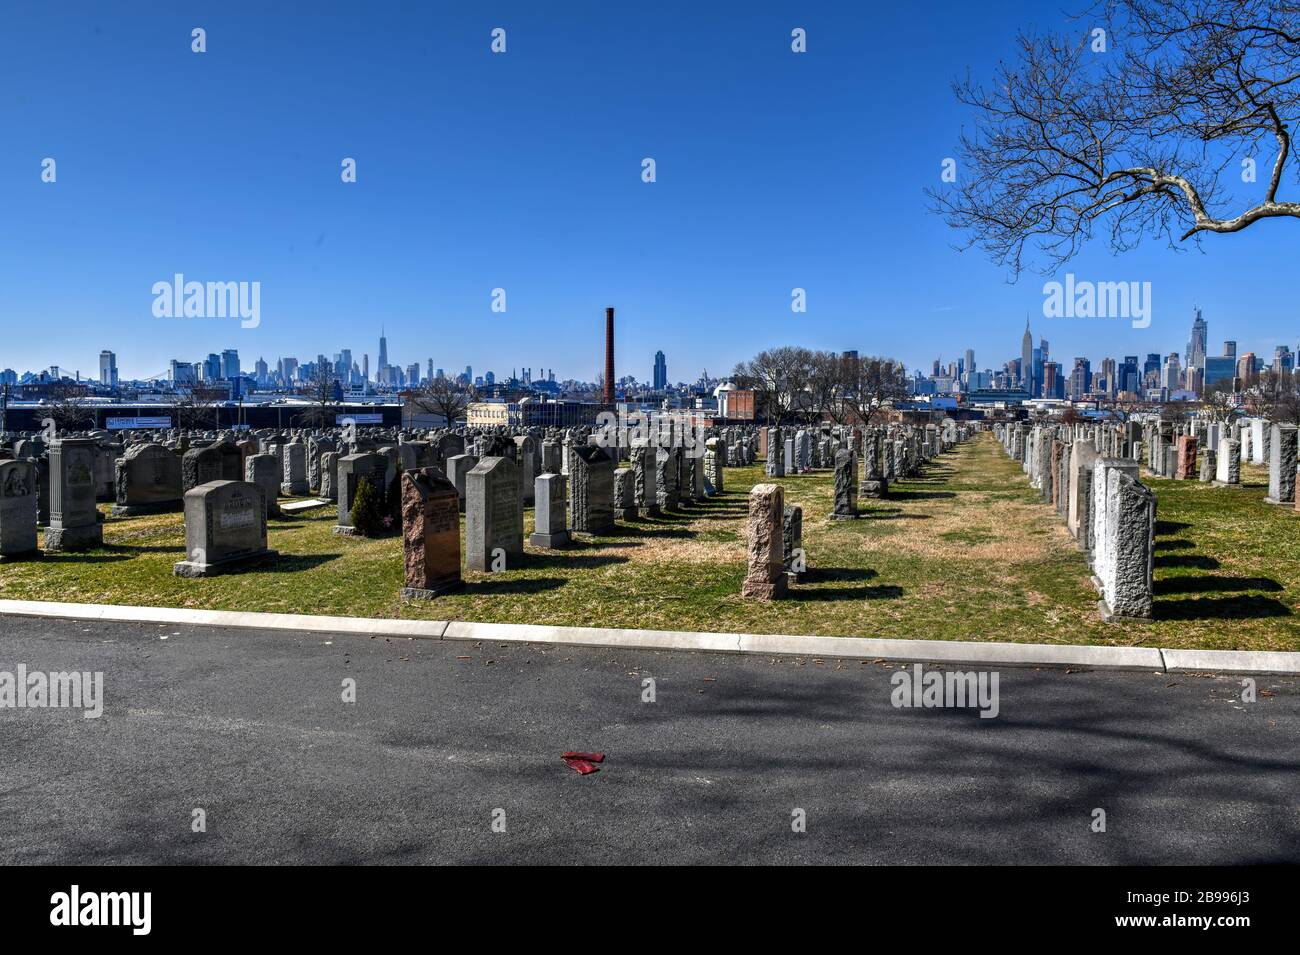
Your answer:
0;614;1296;864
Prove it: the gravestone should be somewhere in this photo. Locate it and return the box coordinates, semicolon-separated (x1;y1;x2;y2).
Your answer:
529;473;570;548
783;504;804;583
765;428;784;478
280;441;310;496
45;438;103;552
515;435;537;504
1266;423;1298;504
1214;438;1240;486
465;456;524;572
741;483;787;600
632;446;660;516
0;458;39;558
831;449;859;519
400;468;464;599
319;451;339;501
444;453;478;511
245;453;282;518
655;448;679;510
569;445;615;534
112;443;183;516
1093;468;1156;622
334;452;390;535
173;480;276;577
613;467;637;521
1199;447;1216;483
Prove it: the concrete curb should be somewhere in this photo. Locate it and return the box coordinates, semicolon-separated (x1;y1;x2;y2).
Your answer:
4;598;1296;674
1160;648;1300;676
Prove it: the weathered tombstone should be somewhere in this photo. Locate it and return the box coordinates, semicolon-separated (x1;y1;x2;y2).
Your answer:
655;447;679;510
280;441;309;496
783;504;804;583
529;473;570;548
444;453;478;511
741;483;787;600
540;439;562;475
632;445;660;516
831;448;859;519
245;453;282;518
173;480;276;577
703;438;724;495
1094;468;1156;622
1266;423;1298;504
400;468;464;598
45;438;103;552
1214;438;1241;486
569;445;616;534
1200;446;1216;483
1067;441;1097;551
465;456;524;572
0;458;40;558
515;435;537;504
319;451;339;501
112;443;184;515
765;428;784;478
613;467;636;521
334;452;389;535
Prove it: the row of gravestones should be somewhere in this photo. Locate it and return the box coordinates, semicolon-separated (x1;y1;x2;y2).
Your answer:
996;422;1156;621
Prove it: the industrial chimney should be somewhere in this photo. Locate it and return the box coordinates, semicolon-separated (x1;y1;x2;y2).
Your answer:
603;307;615;406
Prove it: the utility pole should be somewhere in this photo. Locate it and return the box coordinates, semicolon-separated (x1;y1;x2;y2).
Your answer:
0;382;8;435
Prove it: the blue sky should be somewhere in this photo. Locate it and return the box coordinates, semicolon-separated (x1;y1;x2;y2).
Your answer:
2;0;1296;383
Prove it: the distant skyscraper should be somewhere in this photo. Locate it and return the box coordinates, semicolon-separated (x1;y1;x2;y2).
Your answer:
653;350;667;390
220;349;240;380
378;329;388;371
98;350;117;388
1188;307;1208;373
1021;320;1034;393
964;348;975;385
1224;340;1237;359
1068;358;1090;399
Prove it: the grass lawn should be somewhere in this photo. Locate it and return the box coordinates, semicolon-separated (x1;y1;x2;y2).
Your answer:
2;433;1297;651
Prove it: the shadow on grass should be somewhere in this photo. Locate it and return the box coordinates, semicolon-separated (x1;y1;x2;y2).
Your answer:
791;584;904;601
256;553;342;573
461;576;567;595
884;490;956;501
1155;554;1220;570
1154;575;1283;596
17;552;131;564
1155;520;1192;534
103;544;184;555
802;567;877;584
1155;594;1292;621
1153;539;1195;551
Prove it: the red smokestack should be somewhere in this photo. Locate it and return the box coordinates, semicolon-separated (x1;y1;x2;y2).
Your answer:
603;306;615;406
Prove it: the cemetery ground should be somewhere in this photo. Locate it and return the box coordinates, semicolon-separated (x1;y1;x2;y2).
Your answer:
2;433;1297;653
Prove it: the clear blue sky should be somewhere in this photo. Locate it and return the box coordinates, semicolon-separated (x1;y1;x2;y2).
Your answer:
2;0;1296;383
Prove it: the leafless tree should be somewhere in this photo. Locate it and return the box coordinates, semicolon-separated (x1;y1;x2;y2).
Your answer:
732;347;813;426
840;356;910;427
410;375;477;426
930;0;1300;275
169;388;221;431
295;367;339;429
44;383;96;433
1249;367;1300;423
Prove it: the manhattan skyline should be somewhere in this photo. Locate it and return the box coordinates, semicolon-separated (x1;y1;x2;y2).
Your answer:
2;1;1296;381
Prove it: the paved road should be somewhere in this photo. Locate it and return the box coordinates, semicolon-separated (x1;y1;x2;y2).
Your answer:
0;615;1296;864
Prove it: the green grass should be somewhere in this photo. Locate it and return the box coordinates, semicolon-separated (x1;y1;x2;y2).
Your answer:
2;433;1297;651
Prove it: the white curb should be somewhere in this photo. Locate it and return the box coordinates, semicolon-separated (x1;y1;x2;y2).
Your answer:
1161;648;1300;676
0;600;450;640
5;599;1291;673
